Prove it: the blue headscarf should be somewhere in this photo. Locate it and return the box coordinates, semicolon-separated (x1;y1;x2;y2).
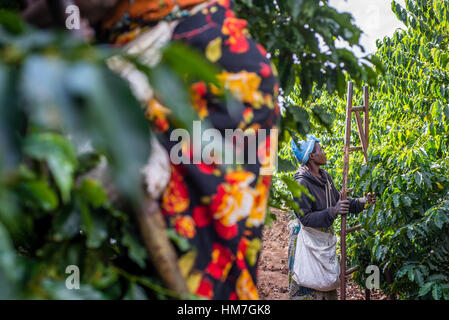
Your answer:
291;135;321;164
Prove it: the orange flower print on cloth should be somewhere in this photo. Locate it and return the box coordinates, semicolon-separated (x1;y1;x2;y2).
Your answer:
209;171;256;238
246;175;271;228
161;165;190;216
205;243;234;281
218;0;231;7
242;107;254;124
114;28;140;46
222;10;250;54
102;0;211;31
236;269;259;300
215;71;265;108
174;215;197;238
145;99;171;132
190;82;209;120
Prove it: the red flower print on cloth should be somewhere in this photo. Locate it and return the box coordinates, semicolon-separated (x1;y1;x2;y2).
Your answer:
256;43;267;56
205;243;234;281
196;276;214;299
236;237;250;270
222;10;249;54
191;81;208;120
196;163;214;174
193;205;212;227
213;219;238;239
161;165;190;216
259;62;272;78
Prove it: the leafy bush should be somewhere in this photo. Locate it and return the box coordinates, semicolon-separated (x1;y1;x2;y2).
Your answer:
348;0;449;300
3;0;432;300
0;15;180;299
235;0;379;99
237;0;379;213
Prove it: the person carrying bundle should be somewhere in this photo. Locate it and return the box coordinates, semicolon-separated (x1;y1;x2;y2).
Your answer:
288;135;375;300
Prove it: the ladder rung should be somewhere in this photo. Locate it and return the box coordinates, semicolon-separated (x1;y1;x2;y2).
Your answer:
345;265;360;276
349;146;363;152
351;106;365;112
346;224;362;233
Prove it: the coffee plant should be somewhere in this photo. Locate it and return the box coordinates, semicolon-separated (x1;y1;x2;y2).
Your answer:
274;0;449;300
3;0;446;300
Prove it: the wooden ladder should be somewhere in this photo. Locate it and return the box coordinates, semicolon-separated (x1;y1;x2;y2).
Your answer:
340;81;370;300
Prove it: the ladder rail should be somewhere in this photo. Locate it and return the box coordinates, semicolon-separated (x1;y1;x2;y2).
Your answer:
340;81;353;300
364;86;370;148
340;82;370;300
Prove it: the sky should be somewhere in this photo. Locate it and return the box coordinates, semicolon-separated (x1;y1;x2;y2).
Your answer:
328;0;407;55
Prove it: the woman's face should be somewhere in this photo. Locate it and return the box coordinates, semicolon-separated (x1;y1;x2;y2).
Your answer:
309;142;327;165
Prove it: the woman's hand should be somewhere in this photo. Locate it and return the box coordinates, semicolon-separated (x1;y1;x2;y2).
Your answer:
365;192;376;205
331;199;350;217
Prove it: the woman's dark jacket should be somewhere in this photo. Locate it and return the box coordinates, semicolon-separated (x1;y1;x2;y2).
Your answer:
293;165;366;229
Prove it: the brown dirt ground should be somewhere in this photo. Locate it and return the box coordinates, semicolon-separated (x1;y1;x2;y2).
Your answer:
257;208;387;300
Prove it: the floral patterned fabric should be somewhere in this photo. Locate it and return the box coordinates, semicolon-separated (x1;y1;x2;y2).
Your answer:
100;0;211;44
104;0;279;299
